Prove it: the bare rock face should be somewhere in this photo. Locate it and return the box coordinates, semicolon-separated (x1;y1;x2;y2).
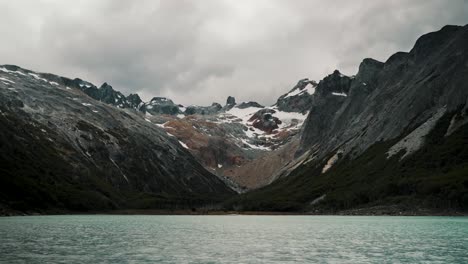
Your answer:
276;78;317;113
142;97;180;115
223;96;237;111
249;109;281;134
232;25;468;213
226;96;236;105
237;101;264;109
185;103;222;115
126;93;143;109
298;25;468;160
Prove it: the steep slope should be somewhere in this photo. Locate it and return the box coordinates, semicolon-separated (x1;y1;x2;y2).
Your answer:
228;25;468;213
0;66;234;213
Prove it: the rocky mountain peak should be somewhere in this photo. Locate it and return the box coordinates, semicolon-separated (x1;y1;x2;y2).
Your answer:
126;93;143;109
149;97;174;104
144;97;180;115
100;82;112;89
185;102;222;115
223;96;237;111
226;96;236;106
355;58;384;85
411;25;463;61
237;101;264;109
316;70;352;96
275;78;317;113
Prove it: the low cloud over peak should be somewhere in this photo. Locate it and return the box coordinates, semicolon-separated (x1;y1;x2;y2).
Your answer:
1;0;467;105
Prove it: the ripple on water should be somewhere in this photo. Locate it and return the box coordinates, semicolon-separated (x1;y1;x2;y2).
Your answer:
0;215;467;263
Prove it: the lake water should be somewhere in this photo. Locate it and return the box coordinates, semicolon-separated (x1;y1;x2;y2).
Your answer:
0;215;467;263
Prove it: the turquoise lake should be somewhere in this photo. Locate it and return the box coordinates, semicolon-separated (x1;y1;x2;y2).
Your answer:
0;215;467;263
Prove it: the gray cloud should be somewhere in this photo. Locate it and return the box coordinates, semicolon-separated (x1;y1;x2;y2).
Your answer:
0;0;467;105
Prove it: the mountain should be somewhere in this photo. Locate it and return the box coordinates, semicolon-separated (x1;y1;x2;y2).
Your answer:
1;25;467;215
0;65;235;213
228;25;468;213
149;92;314;189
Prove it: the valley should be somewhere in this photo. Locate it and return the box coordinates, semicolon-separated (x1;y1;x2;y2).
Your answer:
1;25;467;215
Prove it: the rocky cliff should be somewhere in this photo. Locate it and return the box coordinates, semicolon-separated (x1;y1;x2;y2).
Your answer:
228;25;468;213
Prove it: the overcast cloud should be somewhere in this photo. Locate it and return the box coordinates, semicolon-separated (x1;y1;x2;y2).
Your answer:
0;0;467;105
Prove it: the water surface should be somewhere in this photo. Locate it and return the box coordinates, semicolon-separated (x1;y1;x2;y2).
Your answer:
0;215;467;263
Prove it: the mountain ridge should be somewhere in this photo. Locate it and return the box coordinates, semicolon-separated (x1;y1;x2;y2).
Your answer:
1;24;467;214
227;24;468;213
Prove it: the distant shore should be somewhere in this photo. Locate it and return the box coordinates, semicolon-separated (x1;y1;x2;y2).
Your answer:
1;206;467;217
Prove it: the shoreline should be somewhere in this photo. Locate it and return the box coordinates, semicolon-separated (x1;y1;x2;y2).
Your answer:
2;208;467;217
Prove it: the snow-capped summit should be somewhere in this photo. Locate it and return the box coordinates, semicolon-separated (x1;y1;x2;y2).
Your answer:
275;78;317;113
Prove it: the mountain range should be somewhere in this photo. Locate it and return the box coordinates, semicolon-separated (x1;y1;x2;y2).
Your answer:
1;24;467;215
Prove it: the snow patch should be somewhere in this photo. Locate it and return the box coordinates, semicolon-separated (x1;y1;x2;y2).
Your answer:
179;140;189;149
221;105;309;150
0;77;15;84
28;73;48;82
284;83;315;98
156;122;167;128
227;106;263;124
271;109;308;130
303;83;316;95
284;88;302;98
0;67;27;76
79;83;92;88
332;92;347;97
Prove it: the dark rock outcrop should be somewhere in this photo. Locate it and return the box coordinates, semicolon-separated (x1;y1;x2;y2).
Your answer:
248;109;281;133
142;97;180;115
126;93;143;110
314;70;352;96
226;96;236;105
185;103;222;115
223;96;237;111
237;101;264;109
276;78;317;113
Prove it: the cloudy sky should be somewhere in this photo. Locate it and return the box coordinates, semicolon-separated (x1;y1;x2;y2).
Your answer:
0;0;467;105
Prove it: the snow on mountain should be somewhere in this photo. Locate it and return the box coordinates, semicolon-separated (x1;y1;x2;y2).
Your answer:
284;81;316;98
